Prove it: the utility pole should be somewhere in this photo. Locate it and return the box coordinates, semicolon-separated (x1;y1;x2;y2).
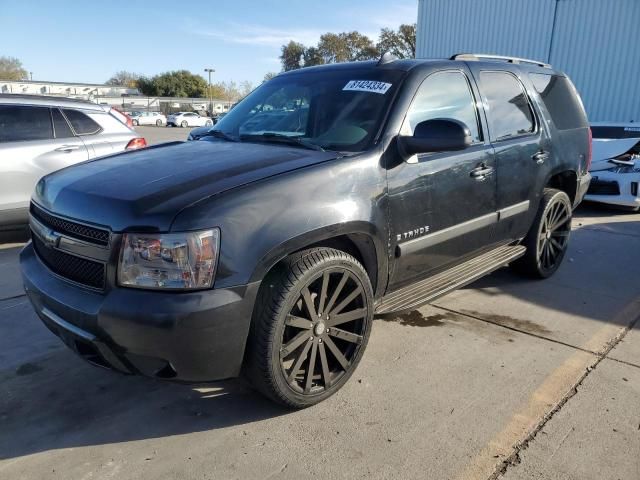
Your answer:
29;71;33;81
204;68;215;116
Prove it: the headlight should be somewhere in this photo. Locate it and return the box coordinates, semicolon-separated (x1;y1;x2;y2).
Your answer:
118;229;219;290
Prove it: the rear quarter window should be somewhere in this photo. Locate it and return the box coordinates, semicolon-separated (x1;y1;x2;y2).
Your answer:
62;109;102;135
529;74;588;130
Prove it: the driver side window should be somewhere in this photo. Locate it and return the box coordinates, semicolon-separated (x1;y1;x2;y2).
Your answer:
402;71;481;143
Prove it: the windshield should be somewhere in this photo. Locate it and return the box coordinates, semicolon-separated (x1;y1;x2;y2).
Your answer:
212;68;405;152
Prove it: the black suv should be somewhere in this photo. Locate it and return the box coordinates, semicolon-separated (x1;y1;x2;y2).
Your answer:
20;53;591;407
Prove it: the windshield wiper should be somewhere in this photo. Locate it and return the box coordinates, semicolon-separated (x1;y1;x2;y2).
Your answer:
200;129;239;142
239;132;326;152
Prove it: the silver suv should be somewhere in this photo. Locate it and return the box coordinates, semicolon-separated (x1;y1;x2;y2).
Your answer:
0;95;146;231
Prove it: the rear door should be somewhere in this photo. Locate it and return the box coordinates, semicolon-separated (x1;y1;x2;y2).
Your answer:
469;67;547;240
0;105;88;222
386;69;498;290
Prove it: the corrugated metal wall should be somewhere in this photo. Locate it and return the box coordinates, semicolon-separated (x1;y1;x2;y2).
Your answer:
416;0;640;122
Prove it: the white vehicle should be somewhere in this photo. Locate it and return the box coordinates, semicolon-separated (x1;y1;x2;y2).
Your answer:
586;123;640;211
167;112;213;128
131;111;167;127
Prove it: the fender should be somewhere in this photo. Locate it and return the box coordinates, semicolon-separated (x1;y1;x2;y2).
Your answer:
248;221;388;297
170;151;390;291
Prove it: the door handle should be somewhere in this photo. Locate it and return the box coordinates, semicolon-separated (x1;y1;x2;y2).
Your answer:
533;151;550;164
470;165;494;181
55;145;81;153
55;145;80;152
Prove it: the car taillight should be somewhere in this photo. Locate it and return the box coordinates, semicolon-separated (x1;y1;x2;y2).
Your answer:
587;128;593;171
126;137;147;150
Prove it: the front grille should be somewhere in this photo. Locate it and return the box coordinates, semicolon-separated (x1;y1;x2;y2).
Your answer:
587;179;620;196
32;235;105;289
30;203;110;246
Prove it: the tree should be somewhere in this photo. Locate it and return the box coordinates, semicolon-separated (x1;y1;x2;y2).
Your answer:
303;47;324;67
280;41;305;71
106;71;140;88
317;32;378;64
0;56;28;81
377;24;416;59
263;72;278;82
137;70;208;97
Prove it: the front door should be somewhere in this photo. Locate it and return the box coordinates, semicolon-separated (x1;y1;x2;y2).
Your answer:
386;69;497;290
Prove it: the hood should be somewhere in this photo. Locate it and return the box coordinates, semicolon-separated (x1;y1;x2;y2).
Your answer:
34;140;338;232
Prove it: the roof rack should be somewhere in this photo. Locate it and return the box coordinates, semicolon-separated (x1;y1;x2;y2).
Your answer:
450;53;551;68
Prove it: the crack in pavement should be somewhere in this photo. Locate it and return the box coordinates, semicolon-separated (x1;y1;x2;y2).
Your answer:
490;312;640;479
437;300;640;480
0;293;27;303
432;304;602;357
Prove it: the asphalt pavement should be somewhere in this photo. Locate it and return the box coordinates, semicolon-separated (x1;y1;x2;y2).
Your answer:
1;206;639;480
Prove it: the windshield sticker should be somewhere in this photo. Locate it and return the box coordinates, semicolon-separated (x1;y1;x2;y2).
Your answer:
343;80;392;95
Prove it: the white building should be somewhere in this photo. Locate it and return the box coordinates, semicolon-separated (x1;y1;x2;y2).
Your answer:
0;79;137;99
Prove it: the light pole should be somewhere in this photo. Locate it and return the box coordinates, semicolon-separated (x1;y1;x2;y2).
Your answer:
204;68;215;115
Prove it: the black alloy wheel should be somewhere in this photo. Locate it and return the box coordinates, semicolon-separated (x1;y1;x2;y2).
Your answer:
246;248;373;408
537;195;571;273
512;188;572;278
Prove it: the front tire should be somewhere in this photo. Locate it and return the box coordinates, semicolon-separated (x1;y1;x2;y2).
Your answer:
512;188;572;278
245;247;374;408
181;120;188;128
156;119;163;126
205;120;213;126
132;119;139;126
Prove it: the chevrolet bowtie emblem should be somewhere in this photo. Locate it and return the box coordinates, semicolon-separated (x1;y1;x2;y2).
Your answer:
42;229;62;248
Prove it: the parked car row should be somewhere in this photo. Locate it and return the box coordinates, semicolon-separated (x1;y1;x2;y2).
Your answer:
0;94;146;231
123;111;222;128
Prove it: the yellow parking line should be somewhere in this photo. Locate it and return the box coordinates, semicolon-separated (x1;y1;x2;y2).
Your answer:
454;298;640;480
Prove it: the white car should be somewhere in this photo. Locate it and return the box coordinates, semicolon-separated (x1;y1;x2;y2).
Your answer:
585;123;640;211
131;111;167;127
167;112;213;128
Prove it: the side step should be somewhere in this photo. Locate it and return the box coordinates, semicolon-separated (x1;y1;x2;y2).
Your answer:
376;244;526;314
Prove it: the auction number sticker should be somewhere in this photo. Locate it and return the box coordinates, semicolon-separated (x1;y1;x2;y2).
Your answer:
343;80;392;94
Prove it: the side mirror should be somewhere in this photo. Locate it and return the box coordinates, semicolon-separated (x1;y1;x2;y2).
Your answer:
398;118;472;158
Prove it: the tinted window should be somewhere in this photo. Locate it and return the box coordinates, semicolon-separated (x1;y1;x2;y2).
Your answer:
51;108;74;138
62;109;101;135
530;74;588;130
480;71;534;141
213;68;405;151
0;105;53;142
402;70;481;142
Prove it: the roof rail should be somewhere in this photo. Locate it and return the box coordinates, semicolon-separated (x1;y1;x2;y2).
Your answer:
450;53;551;68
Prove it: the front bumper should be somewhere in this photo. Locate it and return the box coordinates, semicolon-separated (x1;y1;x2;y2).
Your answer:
20;242;261;382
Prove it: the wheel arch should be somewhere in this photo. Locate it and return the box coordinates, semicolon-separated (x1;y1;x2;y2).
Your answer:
545;169;577;204
249;222;387;298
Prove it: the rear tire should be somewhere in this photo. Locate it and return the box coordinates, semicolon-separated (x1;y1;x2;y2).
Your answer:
245;247;374;408
181;120;188;128
156;119;162;126
132;119;138;126
512;188;572;278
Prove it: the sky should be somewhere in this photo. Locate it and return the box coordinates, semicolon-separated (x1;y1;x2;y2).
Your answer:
0;0;417;86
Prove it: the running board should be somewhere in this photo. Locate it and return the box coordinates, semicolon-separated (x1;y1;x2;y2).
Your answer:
376;244;526;314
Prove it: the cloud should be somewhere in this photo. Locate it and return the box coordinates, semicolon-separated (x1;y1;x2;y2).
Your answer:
192;22;325;47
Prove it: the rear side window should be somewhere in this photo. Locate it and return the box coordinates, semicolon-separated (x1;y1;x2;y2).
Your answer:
62;109;101;135
51;108;74;138
0;105;53;142
530;74;588;130
402;70;481;143
479;71;535;141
